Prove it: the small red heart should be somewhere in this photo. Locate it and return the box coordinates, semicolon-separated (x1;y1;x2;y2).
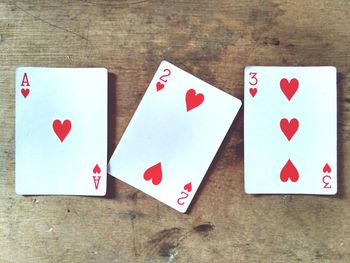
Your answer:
52;119;71;142
249;88;257;97
280;118;299;141
93;164;101;174
184;182;192;192
156;81;164;91
186;89;204;112
280;78;299;101
21;88;30;98
323;163;331;173
143;162;162;185
280;159;299;182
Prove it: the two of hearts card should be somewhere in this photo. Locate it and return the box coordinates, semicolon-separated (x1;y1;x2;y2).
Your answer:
108;61;242;212
15;62;337;213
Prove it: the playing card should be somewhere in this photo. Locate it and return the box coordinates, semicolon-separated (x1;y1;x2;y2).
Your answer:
244;66;337;194
108;61;241;212
16;67;107;195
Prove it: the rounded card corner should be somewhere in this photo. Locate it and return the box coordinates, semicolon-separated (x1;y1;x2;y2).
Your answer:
15;187;23;196
15;67;24;74
99;188;107;197
160;60;169;67
178;207;188;214
236;98;243;107
330;66;337;75
244;187;254;195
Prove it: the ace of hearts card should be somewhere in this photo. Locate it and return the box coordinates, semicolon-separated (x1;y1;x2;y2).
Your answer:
108;61;242;212
244;66;337;194
16;67;107;196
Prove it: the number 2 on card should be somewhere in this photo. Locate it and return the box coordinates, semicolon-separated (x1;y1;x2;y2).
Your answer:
159;69;171;83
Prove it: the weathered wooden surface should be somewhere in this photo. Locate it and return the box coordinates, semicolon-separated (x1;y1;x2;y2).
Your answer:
1;1;350;262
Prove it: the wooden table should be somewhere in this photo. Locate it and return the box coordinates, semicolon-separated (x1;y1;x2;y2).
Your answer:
1;1;349;262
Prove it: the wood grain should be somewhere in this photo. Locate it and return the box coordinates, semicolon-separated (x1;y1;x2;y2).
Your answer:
1;1;350;262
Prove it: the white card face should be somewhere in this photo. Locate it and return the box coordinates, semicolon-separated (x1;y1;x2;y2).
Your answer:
108;61;241;212
16;67;107;196
244;66;337;194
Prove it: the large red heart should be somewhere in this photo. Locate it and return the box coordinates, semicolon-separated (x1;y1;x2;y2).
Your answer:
249;88;257;97
186;89;204;112
143;162;162;185
93;164;101;174
323;163;331;173
280;78;299;101
21;88;30;98
280;159;299;182
52;119;72;142
280;118;299;141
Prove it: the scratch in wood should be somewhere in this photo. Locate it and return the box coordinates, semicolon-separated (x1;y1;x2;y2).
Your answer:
10;1;89;42
156;202;160;219
79;0;149;9
130;215;139;257
86;18;91;43
84;18;92;57
127;0;150;5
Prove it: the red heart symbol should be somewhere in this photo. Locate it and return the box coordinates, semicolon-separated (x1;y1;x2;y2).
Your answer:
186;89;204;112
184;182;192;192
280;118;299;141
93;164;101;174
21;88;30;98
280;159;299;182
143;162;162;185
249;88;257;97
323;163;331;173
156;81;164;91
52;119;72;142
280;78;299;101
